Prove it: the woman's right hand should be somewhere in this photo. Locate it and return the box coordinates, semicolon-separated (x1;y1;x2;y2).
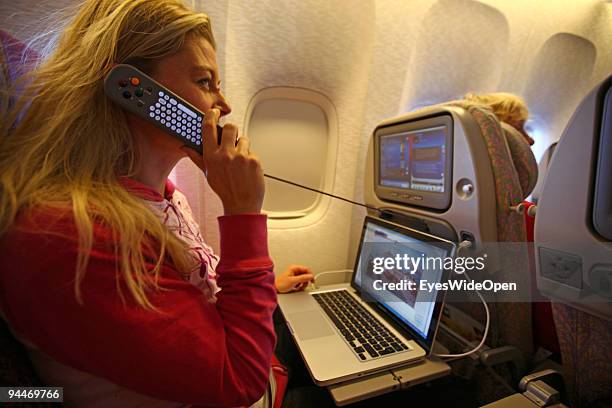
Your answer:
182;108;265;215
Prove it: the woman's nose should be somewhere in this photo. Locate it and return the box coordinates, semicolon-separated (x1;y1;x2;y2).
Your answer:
215;92;232;117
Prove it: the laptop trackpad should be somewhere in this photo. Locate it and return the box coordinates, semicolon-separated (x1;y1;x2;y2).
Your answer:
289;311;335;340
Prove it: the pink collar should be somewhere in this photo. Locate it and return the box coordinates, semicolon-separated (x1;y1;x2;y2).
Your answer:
119;177;175;202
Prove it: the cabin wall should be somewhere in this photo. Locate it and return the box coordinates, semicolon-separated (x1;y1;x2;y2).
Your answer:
179;0;379;275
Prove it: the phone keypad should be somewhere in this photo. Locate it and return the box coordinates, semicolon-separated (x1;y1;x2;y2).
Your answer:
149;91;203;146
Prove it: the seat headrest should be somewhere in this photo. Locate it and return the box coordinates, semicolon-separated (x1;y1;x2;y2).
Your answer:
500;122;538;198
443;100;538;199
1;30;39;122
0;30;38;83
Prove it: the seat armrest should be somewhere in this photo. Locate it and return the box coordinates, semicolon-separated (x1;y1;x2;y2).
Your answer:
519;369;566;407
519;369;564;392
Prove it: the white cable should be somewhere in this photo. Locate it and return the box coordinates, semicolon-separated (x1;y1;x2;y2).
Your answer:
311;269;352;289
433;240;490;359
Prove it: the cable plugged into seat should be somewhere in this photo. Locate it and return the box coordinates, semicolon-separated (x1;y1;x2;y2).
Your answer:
433;240;491;359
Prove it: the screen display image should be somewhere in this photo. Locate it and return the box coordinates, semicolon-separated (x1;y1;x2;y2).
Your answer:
379;125;447;193
379;135;411;189
354;220;448;340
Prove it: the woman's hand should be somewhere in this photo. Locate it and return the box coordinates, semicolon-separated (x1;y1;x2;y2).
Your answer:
275;265;315;294
182;109;264;215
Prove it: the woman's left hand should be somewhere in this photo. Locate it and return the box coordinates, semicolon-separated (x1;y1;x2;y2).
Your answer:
275;265;315;294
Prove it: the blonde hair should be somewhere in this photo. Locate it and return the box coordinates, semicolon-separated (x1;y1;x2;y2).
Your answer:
464;92;529;127
0;0;215;308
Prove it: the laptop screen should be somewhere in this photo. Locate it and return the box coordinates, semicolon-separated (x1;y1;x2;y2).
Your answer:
352;217;453;348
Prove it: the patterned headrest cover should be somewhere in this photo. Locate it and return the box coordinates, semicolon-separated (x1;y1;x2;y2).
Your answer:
440;99;538;200
500;122;538;198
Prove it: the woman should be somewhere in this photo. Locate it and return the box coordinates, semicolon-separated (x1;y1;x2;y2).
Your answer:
0;0;312;406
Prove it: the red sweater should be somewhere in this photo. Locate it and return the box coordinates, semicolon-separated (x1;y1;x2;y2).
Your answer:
0;191;277;406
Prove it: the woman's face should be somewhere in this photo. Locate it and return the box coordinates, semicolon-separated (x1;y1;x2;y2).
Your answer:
153;36;230;117
128;36;231;155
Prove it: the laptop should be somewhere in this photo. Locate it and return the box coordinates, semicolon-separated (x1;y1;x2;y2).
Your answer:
277;216;455;386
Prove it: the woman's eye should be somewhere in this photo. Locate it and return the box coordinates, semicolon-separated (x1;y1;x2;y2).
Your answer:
197;78;211;89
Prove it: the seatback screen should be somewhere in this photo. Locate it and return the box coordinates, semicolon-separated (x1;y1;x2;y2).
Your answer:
379;126;447;193
374;114;453;210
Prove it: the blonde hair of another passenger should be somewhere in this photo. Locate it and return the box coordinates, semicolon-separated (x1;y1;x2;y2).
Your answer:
464;92;529;128
0;0;215;309
464;92;535;145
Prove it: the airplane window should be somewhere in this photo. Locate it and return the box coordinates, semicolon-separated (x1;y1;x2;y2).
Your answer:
246;88;338;220
399;0;509;111
523;33;596;149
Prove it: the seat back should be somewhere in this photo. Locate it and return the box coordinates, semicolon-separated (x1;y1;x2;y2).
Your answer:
363;101;539;403
445;101;537;359
0;30;44;389
535;75;612;407
364;101;538;357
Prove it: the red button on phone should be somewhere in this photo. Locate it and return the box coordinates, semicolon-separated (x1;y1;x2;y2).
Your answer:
130;77;140;86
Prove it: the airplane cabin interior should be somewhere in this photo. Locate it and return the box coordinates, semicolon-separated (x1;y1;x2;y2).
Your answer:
0;0;611;407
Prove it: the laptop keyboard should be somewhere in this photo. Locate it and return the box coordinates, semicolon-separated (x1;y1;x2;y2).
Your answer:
312;290;410;361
